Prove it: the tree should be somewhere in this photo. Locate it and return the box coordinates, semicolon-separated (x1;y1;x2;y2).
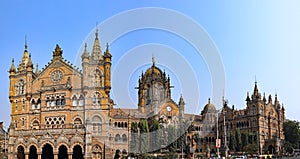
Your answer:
130;122;139;154
283;120;300;153
229;132;236;152
235;129;242;152
241;132;249;150
244;143;258;155
150;119;161;152
139;120;150;153
167;125;176;153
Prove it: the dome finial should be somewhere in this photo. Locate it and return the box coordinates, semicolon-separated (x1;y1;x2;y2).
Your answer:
152;54;155;66
25;35;28;50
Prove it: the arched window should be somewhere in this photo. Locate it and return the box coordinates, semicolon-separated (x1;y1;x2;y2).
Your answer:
74;118;82;128
61;96;65;106
115;134;121;142
79;95;84;106
31;99;36;109
16;79;25;95
92;92;101;106
32;120;39;129
56;98;61;106
122;134;127;142
46;97;50;107
92;116;102;133
72;96;77;106
51;97;55;106
21;118;25;127
37;99;41;109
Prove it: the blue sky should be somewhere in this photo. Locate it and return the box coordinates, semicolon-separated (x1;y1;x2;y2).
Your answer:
1;1;300;128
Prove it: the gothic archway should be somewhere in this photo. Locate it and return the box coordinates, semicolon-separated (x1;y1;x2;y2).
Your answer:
268;145;275;154
72;145;83;159
17;145;25;159
58;145;68;159
29;145;38;159
42;143;54;159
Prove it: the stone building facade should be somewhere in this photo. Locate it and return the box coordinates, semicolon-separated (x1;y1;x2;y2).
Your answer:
8;30;285;159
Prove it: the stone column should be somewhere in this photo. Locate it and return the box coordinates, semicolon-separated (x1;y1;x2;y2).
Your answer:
37;152;42;159
25;152;29;159
54;152;58;159
68;152;72;159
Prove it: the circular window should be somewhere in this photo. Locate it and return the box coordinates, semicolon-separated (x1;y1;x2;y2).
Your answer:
51;70;63;82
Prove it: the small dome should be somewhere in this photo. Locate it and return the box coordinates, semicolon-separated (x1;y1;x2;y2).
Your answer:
201;98;216;115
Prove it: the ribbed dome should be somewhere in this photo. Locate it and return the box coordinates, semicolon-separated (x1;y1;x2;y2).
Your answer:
201;98;216;115
144;65;163;78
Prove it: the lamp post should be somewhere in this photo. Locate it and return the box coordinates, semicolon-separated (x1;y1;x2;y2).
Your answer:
223;110;228;158
216;111;220;158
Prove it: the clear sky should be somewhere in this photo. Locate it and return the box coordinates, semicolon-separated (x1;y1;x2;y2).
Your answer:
1;1;300;128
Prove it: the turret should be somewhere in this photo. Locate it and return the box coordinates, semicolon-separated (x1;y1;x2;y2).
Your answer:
104;43;112;95
178;95;185;118
81;43;90;88
9;59;16;97
9;58;16;74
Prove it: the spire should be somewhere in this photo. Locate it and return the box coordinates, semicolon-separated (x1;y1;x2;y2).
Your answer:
254;81;259;96
19;37;30;71
25;35;28;51
81;43;89;59
104;43;112;58
263;93;266;103
35;64;39;74
27;53;33;68
9;58;16;73
179;94;185;106
91;25;102;61
208;98;211;104
268;94;272;104
53;44;63;60
245;92;250;102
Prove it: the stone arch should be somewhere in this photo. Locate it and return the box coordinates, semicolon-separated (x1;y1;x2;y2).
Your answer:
17;145;25;159
55;142;70;153
58;145;68;159
29;145;38;159
72;145;83;159
41;143;54;159
40;141;55;152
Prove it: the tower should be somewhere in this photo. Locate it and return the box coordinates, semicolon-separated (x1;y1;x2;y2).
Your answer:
81;29;113;110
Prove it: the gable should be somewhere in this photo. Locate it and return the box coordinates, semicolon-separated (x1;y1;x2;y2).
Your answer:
31;58;82;93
